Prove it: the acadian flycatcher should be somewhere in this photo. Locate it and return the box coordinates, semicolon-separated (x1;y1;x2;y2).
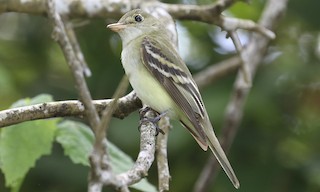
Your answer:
107;9;239;188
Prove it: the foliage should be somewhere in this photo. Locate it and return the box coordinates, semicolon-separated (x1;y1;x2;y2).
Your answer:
0;95;56;192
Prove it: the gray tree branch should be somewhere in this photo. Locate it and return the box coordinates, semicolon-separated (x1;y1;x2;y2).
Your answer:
113;109;157;190
0;91;141;128
193;56;241;88
156;117;171;192
0;0;274;38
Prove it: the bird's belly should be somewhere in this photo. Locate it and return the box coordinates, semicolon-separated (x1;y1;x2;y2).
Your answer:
121;42;178;118
129;69;178;118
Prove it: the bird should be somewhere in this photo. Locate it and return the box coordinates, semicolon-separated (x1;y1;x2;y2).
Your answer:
107;9;240;189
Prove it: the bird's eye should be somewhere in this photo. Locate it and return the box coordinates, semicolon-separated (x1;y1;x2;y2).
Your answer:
134;14;143;22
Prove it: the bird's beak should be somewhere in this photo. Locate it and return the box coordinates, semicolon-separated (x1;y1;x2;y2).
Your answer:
107;22;126;32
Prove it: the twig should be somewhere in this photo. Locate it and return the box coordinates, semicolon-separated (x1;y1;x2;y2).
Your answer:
218;16;276;39
158;0;235;22
89;76;129;192
156;116;171;192
113;108;158;187
193;0;288;191
194;56;241;89
228;31;252;87
95;75;129;147
160;1;275;39
66;21;92;77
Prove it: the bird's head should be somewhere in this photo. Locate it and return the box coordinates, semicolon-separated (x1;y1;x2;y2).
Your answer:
107;9;162;45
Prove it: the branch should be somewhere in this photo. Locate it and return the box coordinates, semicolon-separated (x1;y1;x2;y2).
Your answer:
112;108;158;189
0;91;141;128
156;117;171;192
228;31;252;87
194;0;289;191
94;75;129;149
0;0;235;18
89;76;130;192
159;0;236;21
0;0;274;38
217;16;276;39
194;56;241;89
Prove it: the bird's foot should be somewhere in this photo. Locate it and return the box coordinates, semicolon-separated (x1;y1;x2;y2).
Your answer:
139;107;166;136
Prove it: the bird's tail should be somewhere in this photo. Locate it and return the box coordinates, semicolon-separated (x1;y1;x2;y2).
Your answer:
203;116;240;189
179;106;240;188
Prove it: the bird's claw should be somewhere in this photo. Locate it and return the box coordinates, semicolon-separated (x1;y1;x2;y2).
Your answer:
138;107;166;136
139;117;165;136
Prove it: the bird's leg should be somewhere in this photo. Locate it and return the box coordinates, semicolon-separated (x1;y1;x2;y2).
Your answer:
139;107;166;136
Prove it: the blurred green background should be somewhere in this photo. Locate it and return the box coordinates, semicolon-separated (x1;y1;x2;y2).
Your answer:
0;0;320;191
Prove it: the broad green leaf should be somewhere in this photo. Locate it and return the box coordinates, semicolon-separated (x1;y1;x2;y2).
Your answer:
56;120;94;166
56;120;157;192
0;94;57;191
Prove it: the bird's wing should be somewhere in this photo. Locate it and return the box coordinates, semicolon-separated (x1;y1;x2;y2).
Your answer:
140;36;208;148
140;36;240;188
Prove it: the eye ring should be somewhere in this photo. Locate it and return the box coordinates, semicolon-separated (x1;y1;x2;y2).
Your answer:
134;14;143;22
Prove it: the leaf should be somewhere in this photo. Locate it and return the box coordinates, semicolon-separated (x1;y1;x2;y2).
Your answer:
56;120;157;192
0;94;57;191
56;120;94;166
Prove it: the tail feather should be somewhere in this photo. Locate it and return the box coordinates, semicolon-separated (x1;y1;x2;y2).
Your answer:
204;117;240;189
207;133;240;189
179;108;240;188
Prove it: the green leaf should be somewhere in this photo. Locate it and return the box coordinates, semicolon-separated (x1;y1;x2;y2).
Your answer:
56;120;94;166
56;120;157;192
0;94;57;191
